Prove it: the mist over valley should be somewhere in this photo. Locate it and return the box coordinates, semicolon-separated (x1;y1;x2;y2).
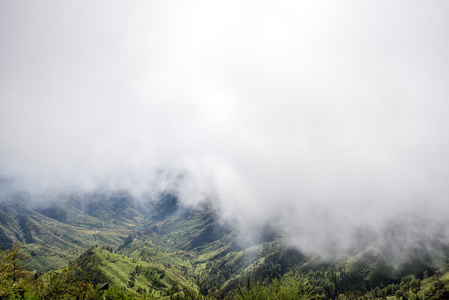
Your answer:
1;1;449;298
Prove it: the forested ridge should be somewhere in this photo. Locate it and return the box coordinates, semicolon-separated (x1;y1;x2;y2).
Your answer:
2;243;449;299
1;192;449;299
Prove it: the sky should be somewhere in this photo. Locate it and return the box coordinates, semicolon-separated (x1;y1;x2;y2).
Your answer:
1;1;449;256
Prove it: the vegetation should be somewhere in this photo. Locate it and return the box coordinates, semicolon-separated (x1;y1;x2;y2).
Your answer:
232;277;314;300
0;192;144;272
2;241;449;299
1;191;449;299
0;244;33;299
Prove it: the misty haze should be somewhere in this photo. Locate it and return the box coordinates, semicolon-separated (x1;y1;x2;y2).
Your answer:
1;1;449;299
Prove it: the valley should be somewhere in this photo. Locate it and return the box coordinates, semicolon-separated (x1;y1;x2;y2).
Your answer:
1;188;449;299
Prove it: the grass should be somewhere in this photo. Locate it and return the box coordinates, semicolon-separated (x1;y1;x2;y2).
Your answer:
4;192;449;299
68;247;199;296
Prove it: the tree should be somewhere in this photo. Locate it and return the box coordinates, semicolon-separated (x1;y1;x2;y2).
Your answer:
35;266;99;299
233;277;314;300
0;244;32;299
423;279;449;300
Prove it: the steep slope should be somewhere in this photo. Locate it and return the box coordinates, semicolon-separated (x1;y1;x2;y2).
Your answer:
0;189;149;272
115;194;307;297
67;246;198;297
2;185;449;298
142;194;232;251
113;194;449;298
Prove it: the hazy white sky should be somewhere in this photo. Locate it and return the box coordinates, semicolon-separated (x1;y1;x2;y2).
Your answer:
1;1;449;252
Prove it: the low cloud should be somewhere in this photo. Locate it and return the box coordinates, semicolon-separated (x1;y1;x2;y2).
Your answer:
1;1;449;259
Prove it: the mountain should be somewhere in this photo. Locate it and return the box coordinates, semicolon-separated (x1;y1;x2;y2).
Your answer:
0;189;151;272
1;185;449;299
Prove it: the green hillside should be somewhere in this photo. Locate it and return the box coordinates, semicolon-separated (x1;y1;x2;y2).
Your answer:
1;189;449;299
68;246;198;298
0;190;147;272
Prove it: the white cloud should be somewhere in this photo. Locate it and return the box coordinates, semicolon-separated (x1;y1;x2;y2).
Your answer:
1;0;449;255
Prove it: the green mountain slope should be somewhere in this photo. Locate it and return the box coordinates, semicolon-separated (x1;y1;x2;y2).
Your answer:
2;185;449;299
68;246;198;298
0;190;149;272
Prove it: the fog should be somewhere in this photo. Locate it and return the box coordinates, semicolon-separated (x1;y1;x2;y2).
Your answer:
1;1;449;257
